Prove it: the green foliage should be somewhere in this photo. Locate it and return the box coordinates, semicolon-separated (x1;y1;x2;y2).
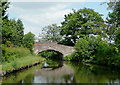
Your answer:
38;50;63;60
12;19;24;46
107;1;120;45
2;18;24;46
64;54;72;61
23;32;35;53
40;24;62;43
107;1;120;28
2;45;31;62
64;52;81;61
115;29;120;52
12;60;17;70
94;42;117;65
60;8;105;46
2;56;45;71
68;36;120;67
45;59;63;67
1;0;10;20
74;36;98;62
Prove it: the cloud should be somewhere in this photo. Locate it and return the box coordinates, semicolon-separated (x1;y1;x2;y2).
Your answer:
8;2;73;36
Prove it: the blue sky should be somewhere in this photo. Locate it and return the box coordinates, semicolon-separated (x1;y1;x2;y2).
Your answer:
7;1;110;37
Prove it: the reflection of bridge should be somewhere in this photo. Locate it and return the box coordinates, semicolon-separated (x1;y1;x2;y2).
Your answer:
33;64;74;77
33;43;75;58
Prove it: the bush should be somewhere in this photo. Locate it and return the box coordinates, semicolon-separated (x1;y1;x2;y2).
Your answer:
64;52;82;61
111;55;120;68
64;54;72;61
2;45;31;62
94;41;117;65
73;36;120;67
74;36;97;62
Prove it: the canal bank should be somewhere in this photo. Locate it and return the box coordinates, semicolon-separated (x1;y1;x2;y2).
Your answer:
1;56;45;77
1;60;120;84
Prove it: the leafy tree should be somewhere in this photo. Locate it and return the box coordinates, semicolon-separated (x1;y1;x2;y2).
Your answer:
106;1;120;43
60;8;105;46
115;29;120;52
1;0;10;45
40;24;62;43
15;19;24;46
23;32;35;53
2;18;24;46
107;1;120;48
2;19;14;45
1;0;10;20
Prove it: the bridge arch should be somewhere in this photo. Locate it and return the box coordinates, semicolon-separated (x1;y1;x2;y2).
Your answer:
38;49;64;60
33;43;75;59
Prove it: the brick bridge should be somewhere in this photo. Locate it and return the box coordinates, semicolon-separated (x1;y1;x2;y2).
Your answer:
33;43;75;59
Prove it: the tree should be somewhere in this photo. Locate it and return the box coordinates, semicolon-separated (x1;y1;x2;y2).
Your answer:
2;19;14;45
1;0;10;20
15;19;24;46
60;8;105;46
40;24;62;43
115;29;120;52
1;0;10;45
23;32;35;53
107;0;120;48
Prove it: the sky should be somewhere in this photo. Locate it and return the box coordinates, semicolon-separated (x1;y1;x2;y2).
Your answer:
7;1;110;37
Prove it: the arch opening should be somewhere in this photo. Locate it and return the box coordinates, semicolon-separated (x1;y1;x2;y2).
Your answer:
38;49;64;60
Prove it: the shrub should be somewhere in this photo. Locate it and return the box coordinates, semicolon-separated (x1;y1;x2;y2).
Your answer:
73;35;120;67
74;36;97;62
64;52;82;61
2;45;31;62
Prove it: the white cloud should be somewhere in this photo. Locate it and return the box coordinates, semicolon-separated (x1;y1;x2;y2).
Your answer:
8;3;73;36
23;24;41;36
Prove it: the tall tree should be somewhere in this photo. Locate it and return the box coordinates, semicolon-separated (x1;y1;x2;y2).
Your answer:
1;0;10;44
23;32;35;53
60;8;105;46
40;24;62;43
16;19;24;46
107;0;120;47
115;29;120;52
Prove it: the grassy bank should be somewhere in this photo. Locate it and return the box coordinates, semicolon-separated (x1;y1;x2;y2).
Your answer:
2;62;44;83
1;56;45;72
1;46;46;76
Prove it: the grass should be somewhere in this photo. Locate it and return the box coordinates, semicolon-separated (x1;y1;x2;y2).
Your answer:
2;56;45;71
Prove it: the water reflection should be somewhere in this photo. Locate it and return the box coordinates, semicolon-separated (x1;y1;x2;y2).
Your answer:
2;60;120;84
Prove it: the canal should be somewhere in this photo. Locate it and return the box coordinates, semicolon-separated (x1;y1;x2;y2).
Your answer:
1;59;120;84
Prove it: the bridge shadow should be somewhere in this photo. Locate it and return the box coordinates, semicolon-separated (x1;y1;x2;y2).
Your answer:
38;49;64;60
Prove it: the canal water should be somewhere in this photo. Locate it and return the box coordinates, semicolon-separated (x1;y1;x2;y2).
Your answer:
1;59;120;84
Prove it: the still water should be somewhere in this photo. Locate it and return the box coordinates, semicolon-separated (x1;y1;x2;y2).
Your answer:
1;60;120;84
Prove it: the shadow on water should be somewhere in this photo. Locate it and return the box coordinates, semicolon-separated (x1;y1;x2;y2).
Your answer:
1;59;120;84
